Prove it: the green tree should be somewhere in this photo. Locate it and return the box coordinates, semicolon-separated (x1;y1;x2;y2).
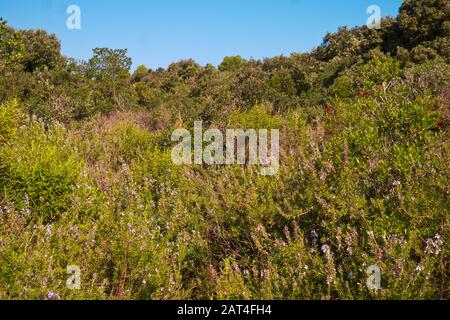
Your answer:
20;29;64;72
87;48;132;80
132;64;149;82
0;18;24;72
219;55;246;72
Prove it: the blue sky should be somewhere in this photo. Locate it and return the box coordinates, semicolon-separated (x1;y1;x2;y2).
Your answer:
0;0;403;70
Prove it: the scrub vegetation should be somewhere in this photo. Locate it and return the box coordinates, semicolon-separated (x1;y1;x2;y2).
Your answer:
0;0;448;299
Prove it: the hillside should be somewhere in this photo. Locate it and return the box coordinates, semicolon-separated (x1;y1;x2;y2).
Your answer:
0;0;449;299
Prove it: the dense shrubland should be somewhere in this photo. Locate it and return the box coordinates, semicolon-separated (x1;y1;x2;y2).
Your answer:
0;0;448;299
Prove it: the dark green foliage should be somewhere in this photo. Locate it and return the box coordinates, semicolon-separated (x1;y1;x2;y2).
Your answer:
20;29;65;73
87;48;132;80
397;0;450;49
0;18;24;73
219;55;246;72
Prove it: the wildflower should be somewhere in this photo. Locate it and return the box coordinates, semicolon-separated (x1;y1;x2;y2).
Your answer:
393;259;404;277
435;234;444;246
260;269;269;279
319;169;327;181
336;227;342;250
46;224;52;236
284;225;291;242
23;194;31;215
46;291;61;300
320;244;333;262
120;162;128;174
425;234;444;255
326;269;336;285
416;264;425;272
127;223;135;235
310;229;319;252
321;244;331;256
393;180;401;186
345;236;354;254
70;225;79;234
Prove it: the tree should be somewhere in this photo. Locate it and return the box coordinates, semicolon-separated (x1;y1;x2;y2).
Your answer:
87;48;132;80
397;0;450;49
86;48;134;111
0;18;24;72
219;56;246;72
132;64;149;83
20;29;64;72
167;59;201;81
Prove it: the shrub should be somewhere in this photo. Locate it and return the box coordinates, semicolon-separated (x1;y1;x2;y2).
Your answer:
0;120;83;223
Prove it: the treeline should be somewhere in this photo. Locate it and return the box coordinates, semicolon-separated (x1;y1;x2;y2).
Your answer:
1;0;449;125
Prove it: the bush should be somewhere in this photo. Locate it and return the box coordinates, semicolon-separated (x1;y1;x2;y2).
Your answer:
0;99;23;145
0;120;83;223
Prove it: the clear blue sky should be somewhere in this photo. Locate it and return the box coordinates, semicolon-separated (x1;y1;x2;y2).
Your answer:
0;0;403;70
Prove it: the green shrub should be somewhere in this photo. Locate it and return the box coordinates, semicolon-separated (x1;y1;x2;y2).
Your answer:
0;120;83;223
0;99;23;145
